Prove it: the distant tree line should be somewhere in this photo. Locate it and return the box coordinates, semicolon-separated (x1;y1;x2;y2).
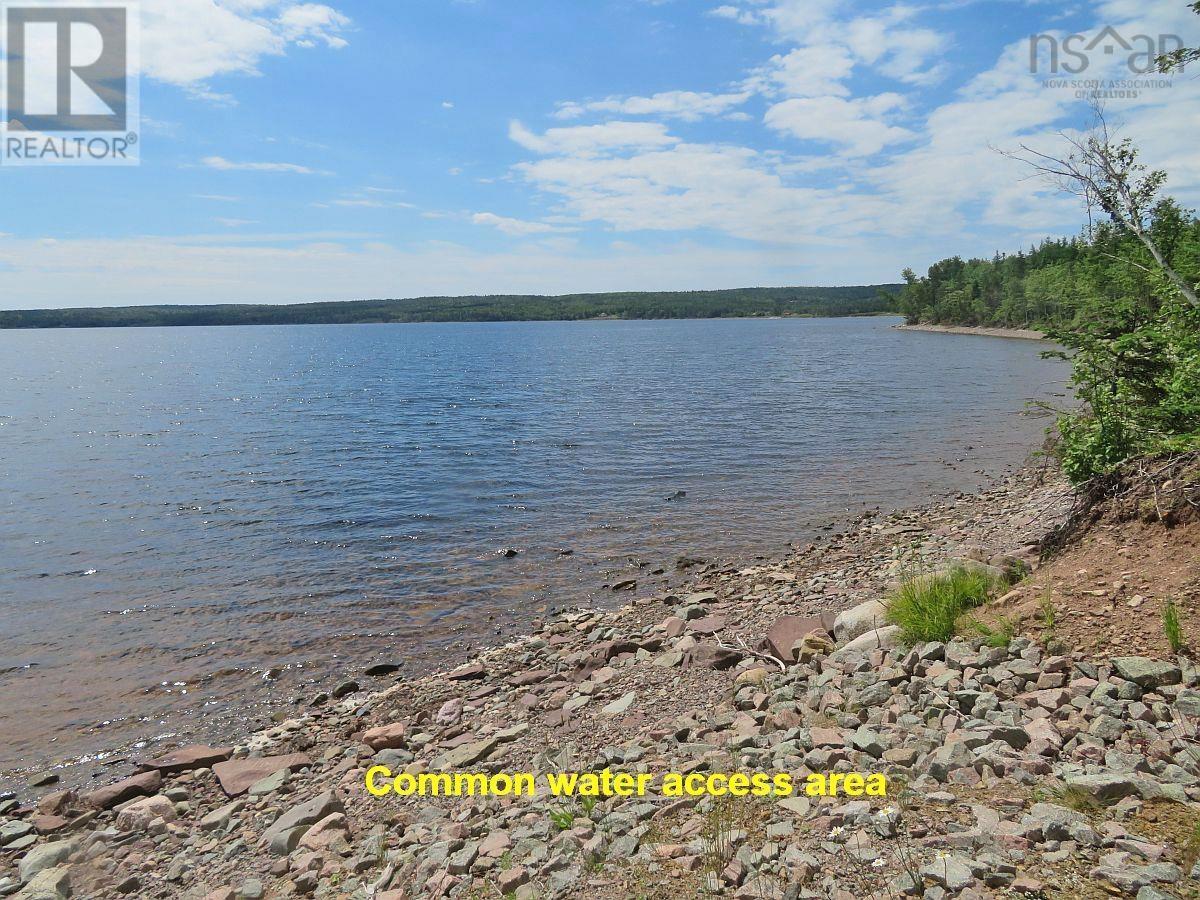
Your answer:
896;201;1200;330
0;285;901;330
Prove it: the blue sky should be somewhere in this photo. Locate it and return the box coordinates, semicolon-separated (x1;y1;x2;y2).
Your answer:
0;0;1198;308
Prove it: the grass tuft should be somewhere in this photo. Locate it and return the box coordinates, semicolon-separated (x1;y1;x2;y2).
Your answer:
886;565;999;645
968;615;1019;649
1164;599;1186;655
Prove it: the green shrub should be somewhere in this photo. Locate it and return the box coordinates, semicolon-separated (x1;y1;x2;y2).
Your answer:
887;566;999;645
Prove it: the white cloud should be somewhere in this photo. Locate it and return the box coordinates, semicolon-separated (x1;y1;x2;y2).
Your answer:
139;0;350;93
202;155;324;174
471;213;560;236
555;90;752;122
764;94;913;156
509;120;679;155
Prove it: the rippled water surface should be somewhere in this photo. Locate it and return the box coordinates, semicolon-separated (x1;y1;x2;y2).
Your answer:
0;317;1067;778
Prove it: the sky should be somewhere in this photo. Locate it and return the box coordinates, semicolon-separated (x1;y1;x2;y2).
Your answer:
0;0;1198;309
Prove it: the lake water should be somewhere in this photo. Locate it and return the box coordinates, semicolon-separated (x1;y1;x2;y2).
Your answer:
0;317;1067;781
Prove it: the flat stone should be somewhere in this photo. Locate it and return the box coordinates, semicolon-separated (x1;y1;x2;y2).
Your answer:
140;744;232;775
446;663;485;681
81;770;162;810
602;692;636;716
212;754;312;797
435;738;498;770
1112;658;1181;689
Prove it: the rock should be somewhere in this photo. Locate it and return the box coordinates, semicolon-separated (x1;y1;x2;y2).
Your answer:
0;821;34;847
436;699;463;726
12;867;70;900
362;723;408;751
602;692;636;715
765;616;834;662
921;854;975;891
261;790;344;856
831;626;902;660
200;800;245;832
1066;774;1146;804
832;600;889;644
849;727;887;758
684;644;743;671
734;668;769;688
140;744;232;775
1112;658;1181;689
236;878;265;900
212;753;312;797
364;662;402;677
498;867;530;893
26;773;58;789
17;840;74;883
446;663;485;681
297;813;350;852
612;579;637;591
248;769;290;796
436;738;498;769
81;771;162;810
115;794;176;832
331;680;360;699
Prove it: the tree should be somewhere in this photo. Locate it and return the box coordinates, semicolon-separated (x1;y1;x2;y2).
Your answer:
1009;107;1199;309
1157;1;1200;72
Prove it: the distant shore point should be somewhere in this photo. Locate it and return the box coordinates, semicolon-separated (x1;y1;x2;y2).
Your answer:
895;323;1046;341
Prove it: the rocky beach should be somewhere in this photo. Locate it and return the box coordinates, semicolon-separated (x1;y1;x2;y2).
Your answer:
2;447;1198;900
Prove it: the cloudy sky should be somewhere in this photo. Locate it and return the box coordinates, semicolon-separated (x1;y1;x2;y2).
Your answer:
0;0;1197;309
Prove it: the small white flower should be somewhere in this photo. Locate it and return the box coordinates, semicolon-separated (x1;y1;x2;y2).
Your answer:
871;858;887;868
877;806;897;818
828;826;846;838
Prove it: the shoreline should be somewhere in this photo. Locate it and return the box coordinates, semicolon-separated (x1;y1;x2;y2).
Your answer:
895;323;1046;341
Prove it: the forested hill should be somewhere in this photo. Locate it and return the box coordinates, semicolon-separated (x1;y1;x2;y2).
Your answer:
0;285;900;329
896;202;1200;329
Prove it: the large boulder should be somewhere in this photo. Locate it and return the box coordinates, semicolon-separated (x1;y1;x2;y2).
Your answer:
830;626;902;662
832;600;889;644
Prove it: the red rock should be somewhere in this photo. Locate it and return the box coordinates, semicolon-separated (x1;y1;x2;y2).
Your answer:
37;790;75;816
661;616;686;638
765;615;836;662
361;723;407;752
140;744;232;775
446;663;485;681
211;753;312;797
31;814;69;834
509;669;551;687
688;616;727;635
809;727;844;749
82;770;162;810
